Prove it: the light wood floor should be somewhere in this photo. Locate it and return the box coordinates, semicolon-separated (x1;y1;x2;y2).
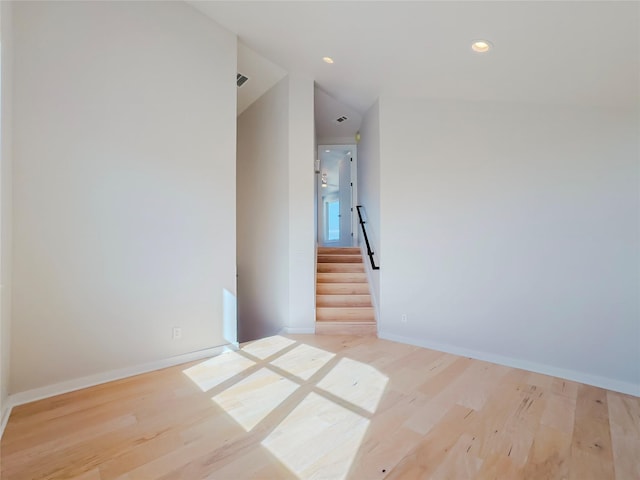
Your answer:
1;335;638;479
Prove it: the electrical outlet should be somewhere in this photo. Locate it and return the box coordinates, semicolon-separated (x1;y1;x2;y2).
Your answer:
401;314;408;323
172;327;182;339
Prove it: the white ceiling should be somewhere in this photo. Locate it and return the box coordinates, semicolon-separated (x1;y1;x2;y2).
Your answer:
315;87;362;143
236;43;286;115
188;1;639;113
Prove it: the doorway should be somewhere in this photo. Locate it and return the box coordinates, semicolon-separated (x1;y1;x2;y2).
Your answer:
317;145;357;247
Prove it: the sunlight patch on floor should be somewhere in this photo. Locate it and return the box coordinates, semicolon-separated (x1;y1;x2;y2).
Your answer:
183;336;390;479
242;335;296;359
316;357;389;413
212;368;299;431
270;344;336;380
182;351;255;392
262;392;370;480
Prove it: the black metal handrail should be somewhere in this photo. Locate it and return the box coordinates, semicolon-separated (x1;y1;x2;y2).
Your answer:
355;205;380;270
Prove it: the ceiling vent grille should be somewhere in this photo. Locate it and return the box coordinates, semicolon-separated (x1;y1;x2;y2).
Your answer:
236;73;249;88
336;116;348;123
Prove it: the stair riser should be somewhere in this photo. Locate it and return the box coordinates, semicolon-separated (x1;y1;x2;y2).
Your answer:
317;264;365;273
316;295;372;308
317;255;363;264
316;307;375;322
317;247;361;255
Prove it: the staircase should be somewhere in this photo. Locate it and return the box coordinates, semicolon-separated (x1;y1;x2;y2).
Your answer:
316;247;377;335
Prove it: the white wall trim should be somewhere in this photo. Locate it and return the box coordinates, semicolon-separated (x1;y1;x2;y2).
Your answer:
0;403;12;439
360;242;380;326
0;345;228;439
280;327;316;335
2;344;233;434
378;331;640;397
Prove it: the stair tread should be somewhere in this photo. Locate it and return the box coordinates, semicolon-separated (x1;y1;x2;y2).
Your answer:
316;306;375;310
317;263;365;273
316;294;372;298
316;273;368;283
318;247;361;255
316;307;376;322
315;320;376;325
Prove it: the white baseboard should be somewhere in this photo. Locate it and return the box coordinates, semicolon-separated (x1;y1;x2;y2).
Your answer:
280;327;316;334
3;344;232;431
359;242;380;325
0;402;12;439
378;331;640;397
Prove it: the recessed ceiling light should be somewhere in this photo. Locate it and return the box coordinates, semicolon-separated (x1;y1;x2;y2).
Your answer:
471;40;492;53
322;56;334;64
325;149;330;153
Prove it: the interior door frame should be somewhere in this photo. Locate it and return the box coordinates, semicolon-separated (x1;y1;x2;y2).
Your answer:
316;144;358;247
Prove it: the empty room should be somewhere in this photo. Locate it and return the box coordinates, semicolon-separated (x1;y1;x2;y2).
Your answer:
0;1;638;479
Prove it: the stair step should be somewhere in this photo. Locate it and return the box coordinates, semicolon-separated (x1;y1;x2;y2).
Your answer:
315;247;376;335
316;307;376;322
316;295;372;308
316;283;370;295
316;273;368;283
315;321;377;336
317;254;363;263
317;263;365;273
317;247;361;255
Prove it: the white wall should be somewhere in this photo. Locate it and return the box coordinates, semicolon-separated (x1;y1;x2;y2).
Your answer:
237;78;290;342
287;74;315;334
379;98;640;394
315;87;362;146
237;74;315;341
357;101;381;306
0;0;13;422
236;43;286;116
11;1;237;394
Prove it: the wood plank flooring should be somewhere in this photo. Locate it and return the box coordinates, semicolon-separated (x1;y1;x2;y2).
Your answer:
1;335;638;479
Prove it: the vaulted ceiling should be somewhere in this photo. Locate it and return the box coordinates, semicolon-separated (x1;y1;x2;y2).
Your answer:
189;1;639;114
